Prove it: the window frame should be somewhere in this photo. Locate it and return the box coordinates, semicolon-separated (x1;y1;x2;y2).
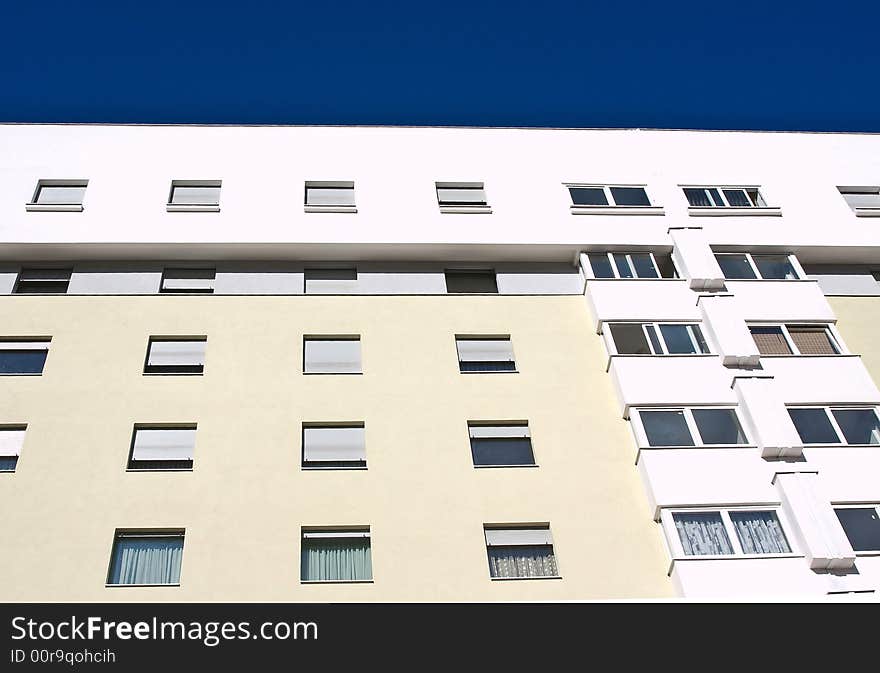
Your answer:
126;424;196;472
26;179;88;212
301;423;367;470
566;183;662;214
682;185;772;211
435;182;492;214
0;424;27;473
606;321;711;356
714;252;802;280
143;337;207;376
748;323;844;356
468;421;536;468
0;339;51;377
455;335;517;374
586;251;678;279
483;524;561;581
787;405;880;446
13;267;73;294
837;186;880;217
444;269;498;294
302;335;363;375
300;527;373;584
159;268;216;294
105;529;185;587
304;181;357;213
166;180;221;212
833;504;880;555
661;506;797;560
631;406;750;448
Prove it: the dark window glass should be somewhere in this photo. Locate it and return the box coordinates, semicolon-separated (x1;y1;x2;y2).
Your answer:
14;268;72;294
655;254;678;279
659;325;697;354
722;189;753;207
610;186;651;206
612;254;634;279
831;409;880;445
692;409;747;444
753;255;797;280
684;188;712;207
644;325;663;354
445;271;498;294
459;361;517;372
471;437;535;466
588;253;615;279
0;350;48;375
630;253;659;278
127;459;193;470
716;254;757;280
569;187;608;206
788;408;839;444
835;508;880;552
609;324;651;355
640;410;694;446
0;457;17;471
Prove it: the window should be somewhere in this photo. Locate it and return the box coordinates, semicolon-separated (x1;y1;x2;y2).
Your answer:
635;407;748;447
749;324;840;356
107;531;184;586
445;270;498;294
436;182;490;212
27;180;87;210
714;253;799;280
683;186;767;208
302;424;366;469
167;180;221;210
835;506;880;552
484;526;558;579
587;252;677;279
0;340;50;375
469;423;535;466
13;268;72;294
788;407;880;445
301;528;372;582
608;323;709;355
144;338;206;375
668;509;791;557
304;268;357;294
304;337;362;374
838;187;880;214
128;426;195;471
0;426;26;472
304;181;356;211
160;268;215;294
455;337;515;372
568;185;653;208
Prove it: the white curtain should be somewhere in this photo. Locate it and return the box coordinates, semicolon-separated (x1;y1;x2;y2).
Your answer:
301;539;372;581
674;513;733;555
108;537;183;584
730;512;791;554
488;545;557;578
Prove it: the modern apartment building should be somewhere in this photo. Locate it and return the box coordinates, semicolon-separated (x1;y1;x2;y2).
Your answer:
2;123;880;600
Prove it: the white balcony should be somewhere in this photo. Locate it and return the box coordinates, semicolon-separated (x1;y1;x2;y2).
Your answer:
759;356;880;405
585;279;699;331
725;280;835;322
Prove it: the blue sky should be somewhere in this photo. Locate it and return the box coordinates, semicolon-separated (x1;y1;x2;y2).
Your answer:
2;0;877;130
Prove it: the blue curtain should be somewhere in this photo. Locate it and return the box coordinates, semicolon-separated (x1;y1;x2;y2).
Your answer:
488;545;557;578
108;536;183;585
301;538;372;581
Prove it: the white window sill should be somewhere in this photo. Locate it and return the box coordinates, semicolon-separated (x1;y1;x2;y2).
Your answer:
439;205;492;214
853;207;880;217
688;206;782;217
853;550;880;556
303;371;363;375
489;575;562;581
586;277;684;283
304;205;358;213
459;369;519;374
638;444;756;451
609;353;717;359
106;583;180;588
758;354;854;358
300;579;373;584
570;205;665;216
671;553;802;563
301;465;368;470
25;203;83;212
166;204;220;212
723;278;813;283
474;464;539;469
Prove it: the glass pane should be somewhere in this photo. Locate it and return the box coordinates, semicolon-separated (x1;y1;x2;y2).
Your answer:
306;187;355;206
659;325;697;354
655;254;678;279
588;253;615;279
644;325;663;355
690;325;710;354
753;255;797;280
609;324;651;355
0;350;48;374
729;511;791;554
487;545;557;578
750;326;792;355
107;536;183;585
787;327;838;355
722;189;752;207
746;189;766;207
692;409;747;445
684;188;712;207
612;254;634;279
630;253;659;278
170;186;220;205
301;537;372;581
640;410;694;446
831;409;880;445
437;188;487;205
0;457;17;471
445;272;498;293
569;187;608;206
673;512;733;556
35;185;86;204
715;254;757;279
788;408;839;444
842;191;880;209
835;508;880;552
610;186;650;206
470;438;535;466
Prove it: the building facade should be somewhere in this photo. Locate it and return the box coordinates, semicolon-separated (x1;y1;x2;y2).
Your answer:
1;124;880;600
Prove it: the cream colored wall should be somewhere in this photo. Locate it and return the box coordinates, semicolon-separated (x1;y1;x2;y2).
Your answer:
0;295;672;601
829;297;880;386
